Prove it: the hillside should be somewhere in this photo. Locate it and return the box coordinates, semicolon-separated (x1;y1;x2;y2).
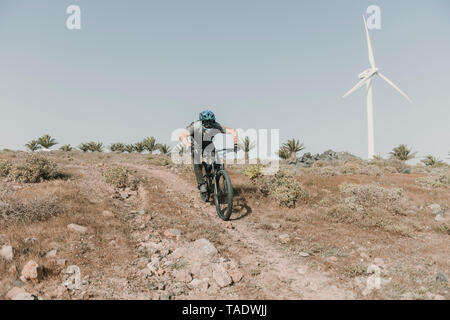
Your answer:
0;151;448;300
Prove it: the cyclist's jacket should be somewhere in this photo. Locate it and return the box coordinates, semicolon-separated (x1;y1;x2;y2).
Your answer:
186;120;226;154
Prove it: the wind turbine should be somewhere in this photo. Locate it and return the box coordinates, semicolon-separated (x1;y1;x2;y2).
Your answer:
343;15;411;160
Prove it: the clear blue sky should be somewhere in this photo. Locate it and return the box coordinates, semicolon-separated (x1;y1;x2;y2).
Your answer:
0;0;449;161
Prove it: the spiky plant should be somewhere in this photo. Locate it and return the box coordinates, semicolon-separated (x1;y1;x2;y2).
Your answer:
389;144;417;161
142;136;158;154
110;143;126;153
277;147;290;160
157;143;172;156
134;142;146;154
78;143;90;152
372;155;383;160
88;142;104;152
37;134;58;149
175;143;188;157
125;144;135;153
421;155;444;167
59;144;73;152
282;139;305;161
25;140;42;152
239;136;256;163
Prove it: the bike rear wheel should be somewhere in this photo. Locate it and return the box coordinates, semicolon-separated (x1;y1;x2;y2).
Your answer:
214;169;233;221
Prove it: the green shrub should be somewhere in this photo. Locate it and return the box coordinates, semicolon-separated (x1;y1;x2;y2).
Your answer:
104;166;141;190
0;194;61;222
258;171;308;208
416;170;450;188
8;154;61;183
244;164;263;180
0;160;13;177
338;183;404;214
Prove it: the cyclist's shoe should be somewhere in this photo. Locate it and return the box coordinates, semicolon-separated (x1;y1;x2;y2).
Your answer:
199;183;208;193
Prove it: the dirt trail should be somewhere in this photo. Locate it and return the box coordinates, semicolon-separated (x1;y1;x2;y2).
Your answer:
133;164;356;299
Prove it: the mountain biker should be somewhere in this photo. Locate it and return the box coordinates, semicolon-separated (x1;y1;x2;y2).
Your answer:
179;110;238;194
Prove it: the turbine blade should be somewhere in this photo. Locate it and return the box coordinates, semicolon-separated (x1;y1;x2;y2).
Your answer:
378;72;412;102
363;15;376;68
343;76;371;98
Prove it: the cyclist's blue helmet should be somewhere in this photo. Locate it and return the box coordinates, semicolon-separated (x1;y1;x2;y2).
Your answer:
199;110;216;122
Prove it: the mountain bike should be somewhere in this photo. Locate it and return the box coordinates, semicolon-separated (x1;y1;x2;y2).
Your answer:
199;135;235;221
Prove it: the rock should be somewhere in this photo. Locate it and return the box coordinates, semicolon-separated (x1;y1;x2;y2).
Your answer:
6;287;26;300
102;210;114;217
373;258;385;267
367;264;381;275
212;263;232;288
189;278;209;292
279;234;290;244
299;252;310;257
427;204;441;211
67;224;88;234
164;228;181;239
328;256;338;262
62;265;81;290
8;264;18;275
12;292;39;300
13;279;26;287
56;259;67;267
139;268;153;278
434;215;445;222
228;269;243;283
45;249;58;259
21;260;42;281
119;191;130;199
0;245;13;261
296;266;308;275
436;273;447;283
271;223;281;229
174;270;193;283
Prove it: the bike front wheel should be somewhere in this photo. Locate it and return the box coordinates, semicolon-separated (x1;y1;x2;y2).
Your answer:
214;169;233;221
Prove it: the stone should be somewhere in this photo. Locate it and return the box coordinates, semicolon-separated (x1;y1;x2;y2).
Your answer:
271;223;281;229
228;269;243;283
174;270;193;283
436;272;447;283
102;210;114;217
434;215;445;222
299;252;310;257
67;224;88;234
0;245;13;261
6;287;26;300
279;234;290;244
427;204;441;211
212;263;232;288
164;228;181;239
8;265;18;275
12;292;39;300
189;278;209;292
296;266;308;275
328;256;338;262
56;259;67;267
45;249;58;259
62;265;82;290
21;260;42;281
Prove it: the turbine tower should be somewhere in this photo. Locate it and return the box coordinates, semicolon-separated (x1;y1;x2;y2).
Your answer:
343;15;411;160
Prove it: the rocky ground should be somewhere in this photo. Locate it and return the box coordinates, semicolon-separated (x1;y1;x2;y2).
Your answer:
0;151;448;300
